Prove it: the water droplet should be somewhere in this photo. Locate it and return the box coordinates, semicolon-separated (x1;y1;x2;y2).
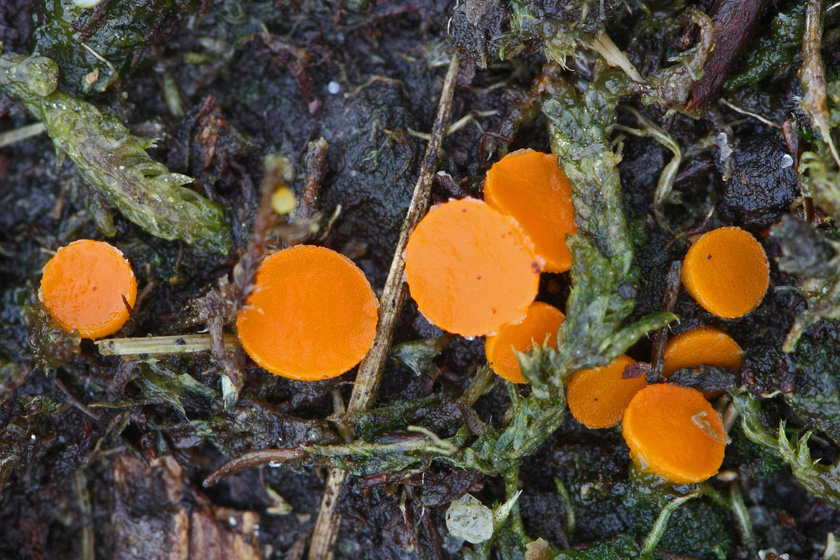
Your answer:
780;154;794;169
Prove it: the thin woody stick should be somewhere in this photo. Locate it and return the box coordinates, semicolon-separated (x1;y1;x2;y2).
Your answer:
307;54;460;560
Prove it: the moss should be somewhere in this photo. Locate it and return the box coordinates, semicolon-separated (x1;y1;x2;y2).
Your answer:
31;0;200;94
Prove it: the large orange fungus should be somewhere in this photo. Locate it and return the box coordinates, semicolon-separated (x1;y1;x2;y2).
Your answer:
404;198;540;338
622;384;726;484
236;245;379;381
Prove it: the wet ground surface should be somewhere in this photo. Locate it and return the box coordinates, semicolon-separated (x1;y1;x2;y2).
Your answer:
2;1;840;559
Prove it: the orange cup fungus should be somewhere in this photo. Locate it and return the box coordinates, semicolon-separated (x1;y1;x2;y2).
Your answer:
484;149;577;273
663;326;743;378
236;245;379;381
39;239;137;339
404;198;540;338
681;226;769;319
567;355;647;429
622;384;726;484
485;302;565;384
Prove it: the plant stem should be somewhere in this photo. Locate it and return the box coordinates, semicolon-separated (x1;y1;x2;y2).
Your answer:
95;334;238;357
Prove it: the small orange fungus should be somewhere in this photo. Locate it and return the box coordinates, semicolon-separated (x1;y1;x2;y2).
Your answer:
567;355;646;429
404;198;540;337
622;384;726;484
485;302;565;384
663;326;743;378
484;149;577;273
39;239;137;339
236;245;378;381
681;226;769;319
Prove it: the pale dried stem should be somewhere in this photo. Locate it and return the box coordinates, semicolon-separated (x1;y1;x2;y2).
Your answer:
799;0;840;168
307;54;460;560
96;333;238;357
0;122;46;148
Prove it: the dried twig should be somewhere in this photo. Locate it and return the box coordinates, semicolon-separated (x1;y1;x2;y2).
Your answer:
73;470;95;560
55;378;100;421
307;55;460;560
202;155;288;409
648;261;682;383
686;0;771;111
299;138;329;219
719;98;781;129
203;448;307;487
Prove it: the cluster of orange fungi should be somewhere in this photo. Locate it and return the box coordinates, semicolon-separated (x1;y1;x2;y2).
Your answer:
403;149;768;484
39;147;771;484
405;149;575;386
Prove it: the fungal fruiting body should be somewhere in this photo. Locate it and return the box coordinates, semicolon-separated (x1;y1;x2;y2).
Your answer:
484;149;577;273
663;326;743;378
404;198;540;338
681;226;769;319
39;239;137;339
566;355;647;429
484;301;565;383
622;384;726;484
236;245;378;381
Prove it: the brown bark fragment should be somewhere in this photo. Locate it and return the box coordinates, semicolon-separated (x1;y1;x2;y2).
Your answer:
111;454;262;560
686;0;771;111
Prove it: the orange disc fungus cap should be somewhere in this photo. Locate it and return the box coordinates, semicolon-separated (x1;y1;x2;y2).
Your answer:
567;355;646;429
39;239;137;339
622;384;726;484
236;245;379;381
404;198;540;338
485;302;565;384
484;149;577;273
663;326;743;378
681;226;769;319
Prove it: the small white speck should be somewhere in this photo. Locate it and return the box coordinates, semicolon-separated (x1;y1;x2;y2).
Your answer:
781;154;794;169
229;516;237;527
119;165;125;170
73;0;103;7
30;434;36;441
269;461;284;467
327;81;341;95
